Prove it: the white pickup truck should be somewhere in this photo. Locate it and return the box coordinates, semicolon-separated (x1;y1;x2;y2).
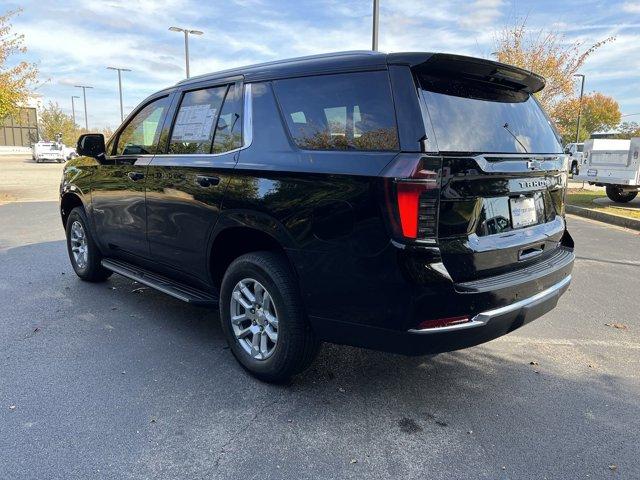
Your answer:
564;142;584;175
32;141;77;163
574;138;640;202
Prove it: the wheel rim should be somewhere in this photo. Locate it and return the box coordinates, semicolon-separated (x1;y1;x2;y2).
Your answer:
70;220;88;269
230;278;279;360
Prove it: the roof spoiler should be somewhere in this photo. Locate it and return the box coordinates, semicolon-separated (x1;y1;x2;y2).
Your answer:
388;52;545;94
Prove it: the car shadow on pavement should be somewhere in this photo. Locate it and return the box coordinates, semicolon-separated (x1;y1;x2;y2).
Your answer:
2;239;638;479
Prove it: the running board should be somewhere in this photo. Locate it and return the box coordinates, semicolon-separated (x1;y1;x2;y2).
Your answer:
101;258;219;306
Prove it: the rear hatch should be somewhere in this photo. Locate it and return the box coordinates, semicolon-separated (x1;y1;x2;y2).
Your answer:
415;55;568;282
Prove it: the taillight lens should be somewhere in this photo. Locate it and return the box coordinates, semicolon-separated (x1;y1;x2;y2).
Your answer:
381;154;441;241
396;182;424;238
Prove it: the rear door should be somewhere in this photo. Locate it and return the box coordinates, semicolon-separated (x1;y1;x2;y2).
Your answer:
91;94;172;259
414;64;568;282
145;80;244;282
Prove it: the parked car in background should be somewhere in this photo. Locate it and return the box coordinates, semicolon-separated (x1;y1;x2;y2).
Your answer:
60;51;574;382
564;142;583;174
32;141;66;163
62;145;78;160
574;138;639;202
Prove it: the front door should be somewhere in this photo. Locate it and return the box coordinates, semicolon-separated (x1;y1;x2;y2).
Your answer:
91;95;172;259
145;81;244;282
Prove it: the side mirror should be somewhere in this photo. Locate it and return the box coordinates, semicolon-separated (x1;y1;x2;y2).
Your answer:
77;134;106;159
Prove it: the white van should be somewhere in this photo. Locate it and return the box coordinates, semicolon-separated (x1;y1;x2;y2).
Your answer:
574;138;639;202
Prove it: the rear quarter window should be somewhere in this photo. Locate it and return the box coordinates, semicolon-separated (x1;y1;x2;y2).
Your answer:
273;71;399;151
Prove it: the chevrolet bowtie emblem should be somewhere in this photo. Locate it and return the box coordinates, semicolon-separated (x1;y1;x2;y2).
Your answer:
527;160;543;170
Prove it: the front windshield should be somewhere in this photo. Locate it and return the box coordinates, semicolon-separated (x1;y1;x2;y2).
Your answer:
420;77;562;154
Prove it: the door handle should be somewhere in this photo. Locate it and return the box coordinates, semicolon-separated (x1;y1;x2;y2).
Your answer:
127;171;145;181
195;175;220;187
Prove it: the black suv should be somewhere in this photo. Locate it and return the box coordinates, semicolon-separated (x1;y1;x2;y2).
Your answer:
61;51;574;382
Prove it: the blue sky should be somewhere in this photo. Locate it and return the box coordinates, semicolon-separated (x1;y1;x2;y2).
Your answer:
6;0;640;130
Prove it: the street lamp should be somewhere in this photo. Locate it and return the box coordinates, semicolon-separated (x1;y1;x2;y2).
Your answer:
74;85;93;131
169;26;203;78
71;95;80;127
107;66;132;123
372;0;379;51
574;74;585;143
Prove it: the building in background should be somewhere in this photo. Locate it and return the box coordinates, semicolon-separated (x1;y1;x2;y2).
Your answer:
0;107;39;155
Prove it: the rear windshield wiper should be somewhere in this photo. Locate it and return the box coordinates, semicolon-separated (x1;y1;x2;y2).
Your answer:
503;123;529;153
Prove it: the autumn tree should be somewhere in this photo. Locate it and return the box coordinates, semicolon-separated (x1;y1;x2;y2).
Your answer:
40;101;78;145
493;19;614;113
99;126;114;142
615;121;640;139
552;93;621;144
0;9;39;119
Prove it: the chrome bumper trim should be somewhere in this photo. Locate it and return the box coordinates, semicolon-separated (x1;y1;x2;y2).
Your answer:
408;275;572;335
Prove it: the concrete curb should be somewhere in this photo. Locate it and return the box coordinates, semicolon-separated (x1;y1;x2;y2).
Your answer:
566;204;640;231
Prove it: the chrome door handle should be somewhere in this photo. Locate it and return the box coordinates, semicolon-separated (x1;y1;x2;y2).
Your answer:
195;175;220;187
127;171;145;181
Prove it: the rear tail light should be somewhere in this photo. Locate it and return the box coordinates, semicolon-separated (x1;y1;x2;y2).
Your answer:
381;154;441;241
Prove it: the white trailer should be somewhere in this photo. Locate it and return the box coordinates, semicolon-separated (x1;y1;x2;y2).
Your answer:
574;138;639;203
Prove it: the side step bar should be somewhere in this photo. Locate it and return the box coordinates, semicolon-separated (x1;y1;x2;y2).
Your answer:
101;258;219;306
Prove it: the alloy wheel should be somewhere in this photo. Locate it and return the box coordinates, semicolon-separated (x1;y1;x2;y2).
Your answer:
230;278;279;360
70;220;88;269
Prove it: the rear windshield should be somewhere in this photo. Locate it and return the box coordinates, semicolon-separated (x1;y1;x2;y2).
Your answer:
419;75;561;154
273;71;399;151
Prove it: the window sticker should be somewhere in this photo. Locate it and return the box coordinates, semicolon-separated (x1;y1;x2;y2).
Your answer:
172;104;218;142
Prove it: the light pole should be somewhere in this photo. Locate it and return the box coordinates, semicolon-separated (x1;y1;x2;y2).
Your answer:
574;74;585;143
107;66;132;122
372;0;379;51
169;26;203;78
74;85;93;131
71;95;80;127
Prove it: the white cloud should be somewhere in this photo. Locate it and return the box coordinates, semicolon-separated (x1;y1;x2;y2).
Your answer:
622;2;640;13
459;0;505;28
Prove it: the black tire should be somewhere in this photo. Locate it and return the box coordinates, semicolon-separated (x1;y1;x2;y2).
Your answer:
570;161;578;175
605;185;638;203
220;251;320;382
65;207;112;282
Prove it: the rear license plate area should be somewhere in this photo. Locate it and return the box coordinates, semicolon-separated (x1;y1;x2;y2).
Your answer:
510;196;538;229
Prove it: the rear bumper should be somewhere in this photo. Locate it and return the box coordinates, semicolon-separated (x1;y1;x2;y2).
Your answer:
310;273;571;355
307;246;574;356
408;274;569;335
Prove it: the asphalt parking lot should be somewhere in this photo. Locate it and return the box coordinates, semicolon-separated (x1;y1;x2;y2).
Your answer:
1;155;638;479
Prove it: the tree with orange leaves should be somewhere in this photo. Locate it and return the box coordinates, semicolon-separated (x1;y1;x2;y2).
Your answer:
493;19;614;114
0;8;39;119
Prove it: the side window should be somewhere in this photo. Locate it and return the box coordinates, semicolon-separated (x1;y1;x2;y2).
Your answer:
212;82;243;154
273;71;399;151
115;96;169;155
169;86;227;154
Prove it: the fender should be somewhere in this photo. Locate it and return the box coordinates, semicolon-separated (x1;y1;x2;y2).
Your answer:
60;157;98;227
208;208;299;252
204;208;301;287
